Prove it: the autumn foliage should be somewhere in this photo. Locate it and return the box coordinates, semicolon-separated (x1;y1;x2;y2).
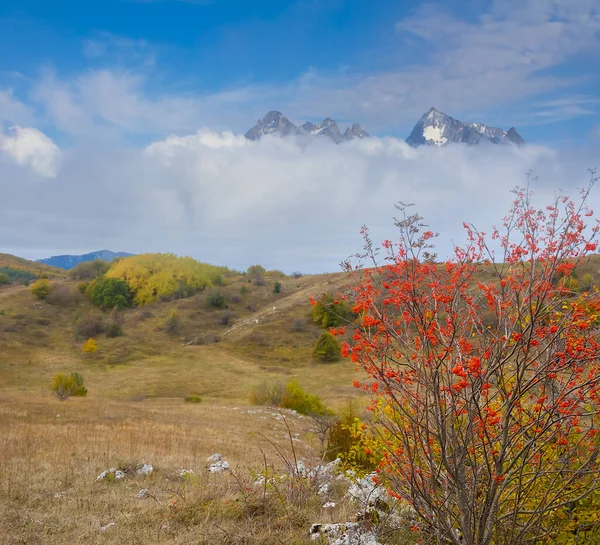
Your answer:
105;253;230;305
341;176;600;544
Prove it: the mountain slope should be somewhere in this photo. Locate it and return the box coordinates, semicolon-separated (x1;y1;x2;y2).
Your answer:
37;250;133;270
0;253;65;278
406;107;525;147
245;111;369;143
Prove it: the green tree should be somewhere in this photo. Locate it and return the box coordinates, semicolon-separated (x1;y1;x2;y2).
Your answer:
207;290;227;308
30;278;53;300
0;272;10;285
273;281;282;294
312;293;353;328
313;332;342;362
51;372;88;400
68;259;109;280
247;264;266;286
90;277;132;309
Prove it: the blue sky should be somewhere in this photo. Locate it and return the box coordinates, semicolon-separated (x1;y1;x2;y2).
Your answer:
0;0;599;270
1;0;599;143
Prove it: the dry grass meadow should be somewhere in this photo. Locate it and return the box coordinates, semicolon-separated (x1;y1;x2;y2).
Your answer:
0;271;383;544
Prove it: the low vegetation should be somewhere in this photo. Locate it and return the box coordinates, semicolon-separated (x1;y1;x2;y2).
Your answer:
106;253;231;305
51;372;88;400
30;278;53;300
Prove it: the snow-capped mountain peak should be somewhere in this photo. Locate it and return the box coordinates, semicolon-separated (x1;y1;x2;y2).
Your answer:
407;108;525;147
245;112;369;144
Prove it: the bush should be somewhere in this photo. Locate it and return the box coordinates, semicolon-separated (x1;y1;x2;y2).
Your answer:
0;267;36;284
90;277;133;309
312;293;354;328
207;290;227;309
46;284;77;307
581;272;594;291
325;400;378;470
163;309;181;335
281;380;330;416
289;318;306;332
247;264;266;286
273;281;282;294
104;307;124;338
219;310;236;326
0;273;10;285
30;279;53;300
213;275;225;286
83;338;97;354
68;259;109;280
249;381;286;406
240;286;249;296
292;271;303;279
184;394;202;403
313;332;341;362
75;314;104;339
51;372;87;400
78;282;89;294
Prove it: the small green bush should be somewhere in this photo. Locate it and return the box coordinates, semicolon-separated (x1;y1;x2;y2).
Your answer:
213;275;225;286
90;277;132;309
325;400;377;470
30;278;53;300
51;372;88;400
207;290;227;309
240;286;249;296
163;309;181;335
0;273;10;285
273;281;282;294
78;282;89;294
184;394;202;403
281;380;330;416
313;332;342;362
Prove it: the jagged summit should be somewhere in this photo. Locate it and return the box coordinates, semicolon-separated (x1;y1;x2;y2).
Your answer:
245;112;369;144
244;111;301;141
406;108;525;147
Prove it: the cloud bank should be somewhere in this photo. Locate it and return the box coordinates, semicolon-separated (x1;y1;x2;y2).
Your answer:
1;128;597;272
0;126;60;178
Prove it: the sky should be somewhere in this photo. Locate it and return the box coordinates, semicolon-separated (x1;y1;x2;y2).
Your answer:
1;0;599;272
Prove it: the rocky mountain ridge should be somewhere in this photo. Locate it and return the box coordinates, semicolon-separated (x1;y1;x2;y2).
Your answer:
245;108;524;147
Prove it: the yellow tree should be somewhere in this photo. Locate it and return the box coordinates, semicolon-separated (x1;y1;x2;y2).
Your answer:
82;338;97;355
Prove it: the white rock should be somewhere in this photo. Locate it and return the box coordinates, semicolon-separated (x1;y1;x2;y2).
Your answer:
136;463;153;476
318;483;332;496
208;459;230;473
310;522;382;545
207;453;222;463
179;469;194;477
136;488;149;499
100;522;116;532
322;501;336;509
96;468;125;481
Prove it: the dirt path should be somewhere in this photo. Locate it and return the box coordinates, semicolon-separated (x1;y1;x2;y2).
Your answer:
222;276;348;341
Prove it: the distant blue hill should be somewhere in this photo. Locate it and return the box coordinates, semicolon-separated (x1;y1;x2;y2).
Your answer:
37;250;134;270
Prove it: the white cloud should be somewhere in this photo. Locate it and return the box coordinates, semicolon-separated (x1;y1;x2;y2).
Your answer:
0;126;61;178
0;89;35;126
1;130;597;272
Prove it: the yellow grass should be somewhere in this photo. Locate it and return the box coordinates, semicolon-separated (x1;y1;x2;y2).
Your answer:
0;271;377;543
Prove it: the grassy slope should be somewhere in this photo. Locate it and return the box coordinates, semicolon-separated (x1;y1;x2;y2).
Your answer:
3;256;599;543
0;253;66;278
0;271;375;544
0;271;362;406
